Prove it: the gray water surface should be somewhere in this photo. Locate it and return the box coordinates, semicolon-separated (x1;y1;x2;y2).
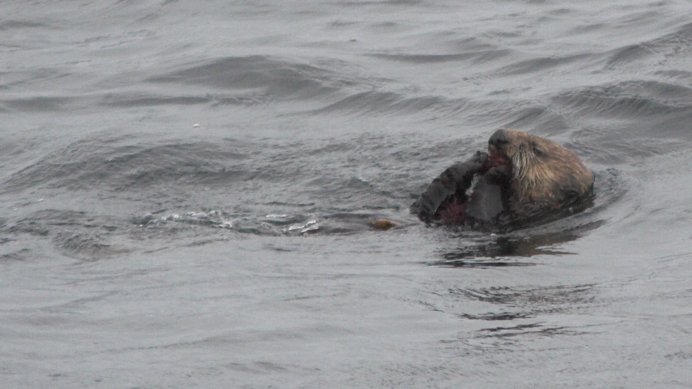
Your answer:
2;0;692;388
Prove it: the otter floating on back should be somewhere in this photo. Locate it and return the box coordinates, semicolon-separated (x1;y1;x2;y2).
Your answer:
411;129;594;229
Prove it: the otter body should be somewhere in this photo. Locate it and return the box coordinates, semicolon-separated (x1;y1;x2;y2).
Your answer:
412;129;594;228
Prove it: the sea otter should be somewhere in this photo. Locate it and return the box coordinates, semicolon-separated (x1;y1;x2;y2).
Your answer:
411;128;594;229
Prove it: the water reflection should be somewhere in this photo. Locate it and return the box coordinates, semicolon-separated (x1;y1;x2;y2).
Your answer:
431;219;604;267
476;323;588;338
450;284;596;308
451;284;597;341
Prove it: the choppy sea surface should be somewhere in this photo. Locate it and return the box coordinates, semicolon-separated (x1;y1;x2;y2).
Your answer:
2;1;692;387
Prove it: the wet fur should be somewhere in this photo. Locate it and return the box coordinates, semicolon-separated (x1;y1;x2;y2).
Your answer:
493;129;594;219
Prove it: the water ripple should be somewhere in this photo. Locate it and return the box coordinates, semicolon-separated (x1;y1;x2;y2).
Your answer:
148;55;360;100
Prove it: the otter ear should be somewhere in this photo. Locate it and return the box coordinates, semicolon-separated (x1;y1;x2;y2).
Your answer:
531;140;547;157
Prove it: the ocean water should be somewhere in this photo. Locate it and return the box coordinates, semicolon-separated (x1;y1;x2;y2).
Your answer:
1;0;692;387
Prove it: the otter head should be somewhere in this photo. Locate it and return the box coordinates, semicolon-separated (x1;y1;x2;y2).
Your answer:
486;128;593;212
487;129;548;186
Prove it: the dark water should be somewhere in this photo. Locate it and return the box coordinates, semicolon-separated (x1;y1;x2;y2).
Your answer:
2;1;692;387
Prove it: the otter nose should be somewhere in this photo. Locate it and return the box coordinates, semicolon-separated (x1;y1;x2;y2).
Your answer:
489;129;510;146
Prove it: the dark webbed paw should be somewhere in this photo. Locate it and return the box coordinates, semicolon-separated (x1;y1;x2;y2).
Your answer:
411;151;489;222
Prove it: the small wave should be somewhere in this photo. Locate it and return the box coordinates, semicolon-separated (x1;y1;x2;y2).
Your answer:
310;90;447;115
502;105;571;132
7;209;88;236
446;35;505;52
134;210;235;230
369;31;512;65
654;69;692;81
132;208;409;237
54;232;129;261
0;248;31;262
603;21;692;69
101;94;211;107
605;44;655;69
5;209;129;260
0;96;74;112
134;209;325;236
551;80;692;119
0;20;48;31
370;49;512;64
495;54;592;76
99;92;267;108
148;55;357;100
573;132;685;165
1;139;251;193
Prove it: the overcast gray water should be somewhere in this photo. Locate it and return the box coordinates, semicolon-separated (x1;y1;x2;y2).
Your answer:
2;0;692;388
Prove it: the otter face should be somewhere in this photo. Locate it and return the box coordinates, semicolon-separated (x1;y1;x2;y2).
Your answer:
486;129;521;180
489;129;530;170
488;128;563;182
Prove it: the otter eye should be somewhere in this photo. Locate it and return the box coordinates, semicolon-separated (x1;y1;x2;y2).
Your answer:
490;138;509;146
